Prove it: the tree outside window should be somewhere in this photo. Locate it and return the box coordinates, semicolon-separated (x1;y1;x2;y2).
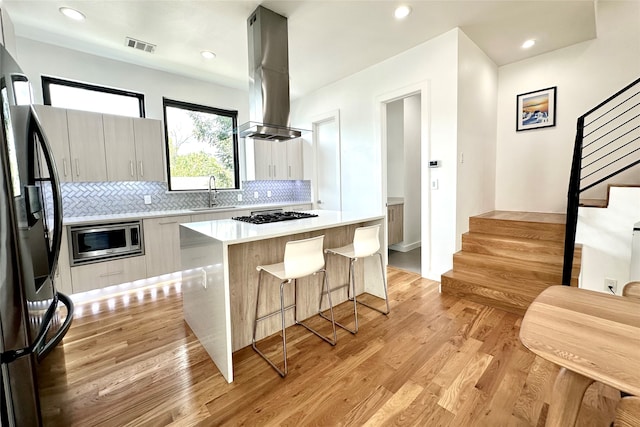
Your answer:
163;99;239;191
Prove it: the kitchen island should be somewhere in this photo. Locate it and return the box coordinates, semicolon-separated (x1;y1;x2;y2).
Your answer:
179;210;386;382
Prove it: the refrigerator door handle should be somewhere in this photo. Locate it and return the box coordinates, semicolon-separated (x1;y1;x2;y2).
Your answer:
0;295;56;364
29;105;63;275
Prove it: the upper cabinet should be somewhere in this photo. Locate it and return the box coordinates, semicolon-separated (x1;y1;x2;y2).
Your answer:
248;139;303;180
66;109;108;182
103;114;136;181
34;105;165;183
33;105;72;182
132;117;165;182
103;115;165;182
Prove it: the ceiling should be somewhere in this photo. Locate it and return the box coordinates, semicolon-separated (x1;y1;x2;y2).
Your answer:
2;1;597;99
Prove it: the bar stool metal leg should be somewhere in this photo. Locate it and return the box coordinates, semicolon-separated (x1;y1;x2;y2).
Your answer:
320;258;359;334
252;270;291;377
354;252;390;315
297;270;337;345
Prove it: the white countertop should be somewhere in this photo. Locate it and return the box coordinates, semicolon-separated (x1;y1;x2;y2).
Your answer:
181;210;385;245
62;202;311;226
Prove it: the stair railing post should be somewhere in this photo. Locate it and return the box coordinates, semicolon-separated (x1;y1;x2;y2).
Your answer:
563;117;585;285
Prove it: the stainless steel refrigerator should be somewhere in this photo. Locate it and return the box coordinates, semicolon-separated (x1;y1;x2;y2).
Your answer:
0;46;73;425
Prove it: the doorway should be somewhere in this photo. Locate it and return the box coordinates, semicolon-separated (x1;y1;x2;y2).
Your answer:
312;110;341;210
385;94;422;274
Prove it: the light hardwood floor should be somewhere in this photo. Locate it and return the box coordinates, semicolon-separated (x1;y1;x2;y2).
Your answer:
38;267;619;426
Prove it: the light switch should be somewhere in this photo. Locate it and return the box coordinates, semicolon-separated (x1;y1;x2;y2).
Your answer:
144;195;152;205
431;179;439;190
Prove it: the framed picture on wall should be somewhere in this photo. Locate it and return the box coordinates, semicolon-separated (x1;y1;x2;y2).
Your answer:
516;86;557;131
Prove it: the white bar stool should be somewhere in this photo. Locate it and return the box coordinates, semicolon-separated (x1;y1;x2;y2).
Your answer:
252;235;337;377
323;224;390;334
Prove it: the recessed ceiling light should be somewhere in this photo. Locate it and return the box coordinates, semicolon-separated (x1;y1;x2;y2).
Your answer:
522;39;536;49
59;7;85;21
394;5;412;19
201;50;216;60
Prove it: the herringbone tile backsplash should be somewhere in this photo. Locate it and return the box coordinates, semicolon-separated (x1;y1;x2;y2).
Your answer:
53;180;311;217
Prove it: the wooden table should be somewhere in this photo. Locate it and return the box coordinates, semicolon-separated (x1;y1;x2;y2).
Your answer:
519;285;640;427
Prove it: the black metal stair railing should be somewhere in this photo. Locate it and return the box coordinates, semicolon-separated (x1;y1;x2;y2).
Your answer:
562;77;640;285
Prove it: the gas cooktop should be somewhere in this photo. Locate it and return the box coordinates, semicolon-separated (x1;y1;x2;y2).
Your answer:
232;209;318;225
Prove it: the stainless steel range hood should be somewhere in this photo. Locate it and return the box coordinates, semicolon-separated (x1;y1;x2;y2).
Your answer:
236;6;308;141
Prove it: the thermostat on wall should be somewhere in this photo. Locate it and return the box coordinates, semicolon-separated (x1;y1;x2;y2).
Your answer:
429;160;441;168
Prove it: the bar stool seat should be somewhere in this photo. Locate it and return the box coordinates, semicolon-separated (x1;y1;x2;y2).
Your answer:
252;235;337;377
323;224;390;334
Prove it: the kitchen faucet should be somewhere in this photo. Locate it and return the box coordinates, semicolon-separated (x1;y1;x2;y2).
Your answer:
208;175;218;207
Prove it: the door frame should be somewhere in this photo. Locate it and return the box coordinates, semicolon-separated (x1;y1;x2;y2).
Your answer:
376;81;430;276
311;109;342;210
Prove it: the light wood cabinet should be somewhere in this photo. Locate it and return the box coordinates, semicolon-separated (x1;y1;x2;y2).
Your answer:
387;203;404;245
132;118;165;182
286;139;303;179
104;114;136;181
66;109;108;182
70;255;147;293
143;215;192;277
36;106;165;183
33;105;72;181
249;139;303;180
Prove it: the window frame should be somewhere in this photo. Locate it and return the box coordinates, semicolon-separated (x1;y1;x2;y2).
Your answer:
41;76;146;117
162;97;240;192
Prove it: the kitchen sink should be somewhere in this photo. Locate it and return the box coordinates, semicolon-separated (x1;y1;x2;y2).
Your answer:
190;206;236;212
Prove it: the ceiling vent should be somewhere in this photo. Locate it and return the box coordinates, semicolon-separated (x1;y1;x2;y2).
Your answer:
125;37;156;54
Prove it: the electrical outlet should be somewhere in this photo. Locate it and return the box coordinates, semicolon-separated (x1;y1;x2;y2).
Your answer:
253;191;259;199
144;195;152;205
604;278;617;294
267;190;272;198
431;179;439;190
237;194;243;202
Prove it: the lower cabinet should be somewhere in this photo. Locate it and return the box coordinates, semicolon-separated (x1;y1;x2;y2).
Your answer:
388;204;404;245
70;255;147;293
60;205;315;294
143;215;192;277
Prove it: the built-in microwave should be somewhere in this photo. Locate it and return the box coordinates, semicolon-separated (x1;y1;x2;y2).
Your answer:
68;220;144;265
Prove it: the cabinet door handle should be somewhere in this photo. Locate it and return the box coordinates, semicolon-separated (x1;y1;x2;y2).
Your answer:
159;221;178;225
99;271;123;277
268;165;272;178
75;159;80;177
139;161;144;177
273;165;276;177
289;165;291;177
63;159;69;177
130;161;135;177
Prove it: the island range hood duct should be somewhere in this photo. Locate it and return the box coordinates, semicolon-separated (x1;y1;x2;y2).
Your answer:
236;6;308;141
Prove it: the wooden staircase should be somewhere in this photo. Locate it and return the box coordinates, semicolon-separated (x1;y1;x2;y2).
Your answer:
440;211;582;316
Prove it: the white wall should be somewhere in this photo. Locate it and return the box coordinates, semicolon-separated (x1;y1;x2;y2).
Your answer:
291;29;460;280
495;1;640;213
14;37;249;122
456;31;498;247
576;187;640;294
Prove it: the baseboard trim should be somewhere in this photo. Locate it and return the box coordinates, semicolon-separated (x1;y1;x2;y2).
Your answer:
389;241;421;253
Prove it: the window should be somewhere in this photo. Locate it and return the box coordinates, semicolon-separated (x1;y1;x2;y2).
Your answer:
163;98;239;191
42;76;145;117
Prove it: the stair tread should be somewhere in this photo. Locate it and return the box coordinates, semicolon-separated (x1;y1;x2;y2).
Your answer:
454;250;567;270
441;269;554;295
473;210;566;225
